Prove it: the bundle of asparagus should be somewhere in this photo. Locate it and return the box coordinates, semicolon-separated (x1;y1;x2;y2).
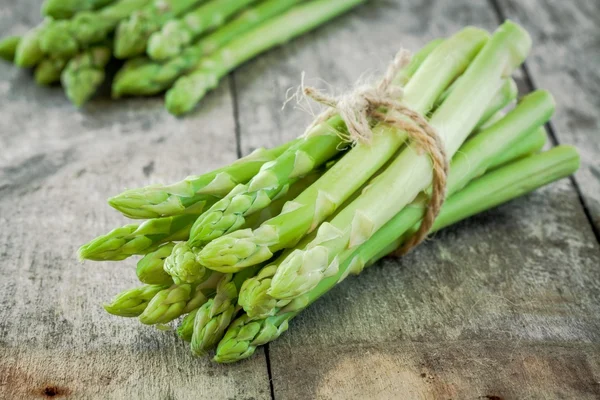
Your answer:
0;0;363;110
80;22;580;363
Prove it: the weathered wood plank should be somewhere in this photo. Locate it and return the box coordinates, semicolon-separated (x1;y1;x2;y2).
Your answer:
1;0;598;398
270;341;600;400
232;0;600;398
495;0;600;233
0;1;271;398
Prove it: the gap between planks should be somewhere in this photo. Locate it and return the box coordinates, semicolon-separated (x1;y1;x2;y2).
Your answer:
228;72;277;400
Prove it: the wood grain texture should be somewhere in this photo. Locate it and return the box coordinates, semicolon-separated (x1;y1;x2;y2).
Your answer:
232;0;600;398
495;0;600;232
269;341;600;400
0;0;599;399
0;1;271;399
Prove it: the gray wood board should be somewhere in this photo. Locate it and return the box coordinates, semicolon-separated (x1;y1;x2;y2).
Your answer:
496;0;600;233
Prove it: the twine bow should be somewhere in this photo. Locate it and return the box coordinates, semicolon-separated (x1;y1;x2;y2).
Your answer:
303;50;449;255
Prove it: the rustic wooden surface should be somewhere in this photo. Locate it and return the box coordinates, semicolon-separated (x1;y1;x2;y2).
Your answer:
0;0;599;399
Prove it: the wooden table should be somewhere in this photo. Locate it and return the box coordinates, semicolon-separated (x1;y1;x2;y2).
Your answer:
1;1;599;399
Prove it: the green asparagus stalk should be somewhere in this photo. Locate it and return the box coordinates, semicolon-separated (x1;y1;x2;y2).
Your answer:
215;313;290;362
477;110;506;132
196;28;490;273
489;126;546;169
15;22;50;67
114;0;204;59
265;21;532;301
79;213;203;261
61;45;112;106
113;0;305;95
137;242;176;284
446;90;553;194
190;265;260;355
436;77;517;131
215;145;580;363
34;57;68;85
108;140;297;219
165;0;366;115
177;308;199;341
476;78;517;129
39;0;151;57
238;91;554;318
393;38;444;87
104;283;171;317
139;270;223;324
42;0;118;19
147;0;258;61
0;36;20;62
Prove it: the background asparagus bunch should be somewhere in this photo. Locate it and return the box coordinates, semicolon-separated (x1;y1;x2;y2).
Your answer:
0;0;363;111
79;22;580;363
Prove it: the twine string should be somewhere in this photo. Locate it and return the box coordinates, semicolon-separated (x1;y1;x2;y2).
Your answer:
302;50;449;255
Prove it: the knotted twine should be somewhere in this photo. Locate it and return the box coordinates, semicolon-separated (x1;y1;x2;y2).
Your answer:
302;50;449;256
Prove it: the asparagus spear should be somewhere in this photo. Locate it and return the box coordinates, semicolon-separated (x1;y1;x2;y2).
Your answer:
215;145;580;363
476;78;517;129
108;140;297;219
215;313;290;362
15;22;50;67
265;21;532;301
239;90;554;318
137;243;176;284
489;126;547;168
104;283;171;317
479;109;506;130
113;0;306;95
39;0;151;57
42;0;118;19
147;0;258;61
79;213;203;261
196;28;490;273
436;76;517;131
34;57;68;85
190;265;260;355
61;45;112;106
0;36;20;62
177;308;199;341
393;39;444;87
114;0;204;59
165;0;366;115
139;270;223;324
